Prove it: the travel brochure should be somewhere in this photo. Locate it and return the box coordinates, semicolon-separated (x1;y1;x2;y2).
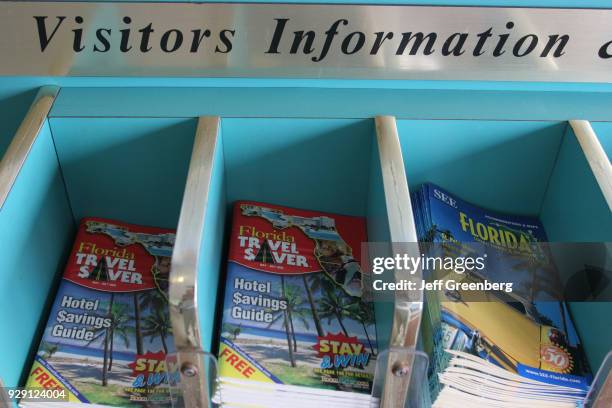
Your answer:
17;186;600;407
217;201;378;407
21;218;176;407
413;183;592;407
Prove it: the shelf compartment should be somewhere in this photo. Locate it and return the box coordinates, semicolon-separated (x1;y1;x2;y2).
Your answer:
0;105;198;404
48;117;196;228
396;118;611;244
167;116;423;407
0;86;65;394
396;118;612;407
1;110;420;407
2;101;610;408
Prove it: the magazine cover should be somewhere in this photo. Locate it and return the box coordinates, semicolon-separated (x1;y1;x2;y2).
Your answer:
219;201;377;394
23;218;176;407
415;183;591;394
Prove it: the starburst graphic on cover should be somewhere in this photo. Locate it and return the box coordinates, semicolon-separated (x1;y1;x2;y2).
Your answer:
220;202;377;393
24;218;179;407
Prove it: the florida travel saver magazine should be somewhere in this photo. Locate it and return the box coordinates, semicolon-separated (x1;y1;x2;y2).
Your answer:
218;202;378;407
22;218;176;407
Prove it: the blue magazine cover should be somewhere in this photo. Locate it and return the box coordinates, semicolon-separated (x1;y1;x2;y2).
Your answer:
218;201;377;395
415;183;592;395
23;218;176;407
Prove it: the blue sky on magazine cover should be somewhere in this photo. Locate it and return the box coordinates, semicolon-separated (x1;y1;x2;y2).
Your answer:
223;262;376;346
40;281;169;358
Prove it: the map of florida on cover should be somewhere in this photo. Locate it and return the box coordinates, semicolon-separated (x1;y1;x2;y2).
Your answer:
219;201;378;394
24;218;176;407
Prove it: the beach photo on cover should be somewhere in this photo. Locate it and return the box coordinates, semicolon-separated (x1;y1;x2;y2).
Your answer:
222;265;378;391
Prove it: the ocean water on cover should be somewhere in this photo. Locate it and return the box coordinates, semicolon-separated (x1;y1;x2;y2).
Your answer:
239;326;376;348
53;343;136;361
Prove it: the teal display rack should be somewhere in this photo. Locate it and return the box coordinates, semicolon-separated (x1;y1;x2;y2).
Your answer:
1;87;611;407
0;1;611;408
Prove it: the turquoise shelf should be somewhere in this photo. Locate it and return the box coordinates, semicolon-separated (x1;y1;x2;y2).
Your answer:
0;1;610;407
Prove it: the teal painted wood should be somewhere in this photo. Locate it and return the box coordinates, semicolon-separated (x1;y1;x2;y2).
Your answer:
540;125;612;243
591;122;612;159
198;118;380;350
221;118;374;216
525;124;611;372
36;79;612;92
6;81;612;160
49;87;612;120
198;128;228;352
0;2;611;154
397;120;566;215
366;134;394;352
568;302;612;378
49;117;197;229
0;121;74;388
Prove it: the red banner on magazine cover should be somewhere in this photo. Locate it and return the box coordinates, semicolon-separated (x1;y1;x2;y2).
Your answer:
228;201;367;277
63;217;175;292
24;217;177;406
219;201;377;396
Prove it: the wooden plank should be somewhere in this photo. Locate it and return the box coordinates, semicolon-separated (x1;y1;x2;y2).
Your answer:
593;372;612;408
0;86;58;209
570;120;612;211
375;116;423;408
0;377;10;407
376;116;418;243
169;116;220;408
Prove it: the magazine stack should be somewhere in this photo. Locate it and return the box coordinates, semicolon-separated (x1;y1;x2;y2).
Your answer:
217;202;378;407
21;218;176;407
412;183;593;408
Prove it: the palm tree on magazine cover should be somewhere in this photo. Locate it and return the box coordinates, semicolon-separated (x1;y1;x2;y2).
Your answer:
302;273;325;337
140;290;172;353
347;300;376;355
281;282;312;352
107;301;133;372
41;342;60;360
317;277;354;337
87;293;115;386
133;292;144;355
222;322;242;341
266;276;297;367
